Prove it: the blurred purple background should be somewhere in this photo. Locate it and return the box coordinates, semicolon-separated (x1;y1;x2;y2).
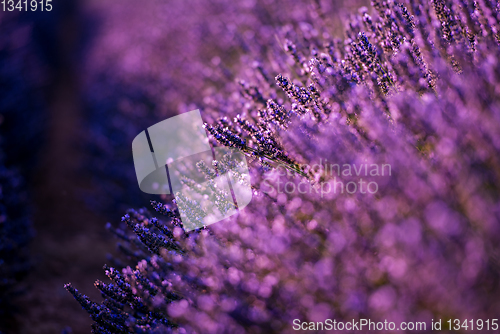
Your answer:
1;0;499;333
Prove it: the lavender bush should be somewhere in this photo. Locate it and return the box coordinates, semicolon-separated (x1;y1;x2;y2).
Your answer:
0;145;33;333
0;11;47;332
67;0;500;332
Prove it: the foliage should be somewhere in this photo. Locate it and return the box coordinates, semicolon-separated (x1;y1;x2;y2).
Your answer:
67;0;500;333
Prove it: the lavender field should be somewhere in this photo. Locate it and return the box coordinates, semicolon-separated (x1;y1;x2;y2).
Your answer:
1;0;500;333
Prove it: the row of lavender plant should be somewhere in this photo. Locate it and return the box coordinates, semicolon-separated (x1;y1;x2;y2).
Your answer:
67;0;500;332
0;11;47;333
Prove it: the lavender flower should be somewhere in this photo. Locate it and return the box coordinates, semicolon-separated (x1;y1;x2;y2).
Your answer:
66;0;500;333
